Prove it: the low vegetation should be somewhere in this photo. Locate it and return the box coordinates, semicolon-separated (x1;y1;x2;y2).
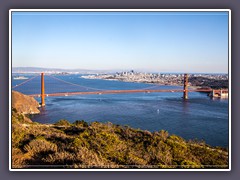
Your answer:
12;110;228;169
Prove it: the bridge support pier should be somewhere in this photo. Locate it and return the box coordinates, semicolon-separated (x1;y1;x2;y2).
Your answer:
41;72;45;106
183;74;188;100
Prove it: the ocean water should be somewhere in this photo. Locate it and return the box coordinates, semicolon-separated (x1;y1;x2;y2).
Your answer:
12;74;229;147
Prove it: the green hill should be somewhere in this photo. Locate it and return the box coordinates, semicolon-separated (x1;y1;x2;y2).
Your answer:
11;110;228;169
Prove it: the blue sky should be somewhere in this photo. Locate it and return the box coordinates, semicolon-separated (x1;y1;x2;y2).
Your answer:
12;11;229;73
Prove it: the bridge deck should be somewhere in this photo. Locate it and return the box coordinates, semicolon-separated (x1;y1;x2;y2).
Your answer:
29;88;220;97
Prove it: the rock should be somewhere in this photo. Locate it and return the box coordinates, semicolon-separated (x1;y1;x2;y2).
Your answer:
12;91;40;114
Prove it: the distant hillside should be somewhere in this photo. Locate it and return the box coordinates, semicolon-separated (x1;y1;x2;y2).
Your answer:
12;67;117;74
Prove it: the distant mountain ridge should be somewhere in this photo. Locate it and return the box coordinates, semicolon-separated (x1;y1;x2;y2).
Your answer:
12;67;227;75
12;67;119;74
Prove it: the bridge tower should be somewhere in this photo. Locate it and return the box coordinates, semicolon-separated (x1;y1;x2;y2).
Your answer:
183;73;188;100
41;72;45;106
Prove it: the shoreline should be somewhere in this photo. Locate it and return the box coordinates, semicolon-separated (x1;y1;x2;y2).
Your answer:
81;76;184;87
80;72;228;89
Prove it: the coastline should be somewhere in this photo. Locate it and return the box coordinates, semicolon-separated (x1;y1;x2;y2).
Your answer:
80;72;228;89
81;75;184;86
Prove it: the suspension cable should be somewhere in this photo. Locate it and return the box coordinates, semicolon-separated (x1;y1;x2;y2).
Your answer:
137;83;165;90
12;75;40;89
140;84;195;90
46;75;106;91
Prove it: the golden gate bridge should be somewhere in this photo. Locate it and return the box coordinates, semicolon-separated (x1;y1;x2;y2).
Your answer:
12;73;227;106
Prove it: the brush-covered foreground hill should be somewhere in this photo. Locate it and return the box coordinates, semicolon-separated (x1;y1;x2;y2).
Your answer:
12;110;228;169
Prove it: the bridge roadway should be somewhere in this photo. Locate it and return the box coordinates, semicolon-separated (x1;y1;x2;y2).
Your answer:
29;88;216;97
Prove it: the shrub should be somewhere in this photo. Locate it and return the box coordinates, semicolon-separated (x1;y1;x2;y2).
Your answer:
43;152;77;166
72;137;90;149
180;160;202;168
125;151;147;165
73;120;88;127
75;147;108;167
12;148;26;168
54;119;71;126
12;125;27;148
159;130;169;141
23;138;58;156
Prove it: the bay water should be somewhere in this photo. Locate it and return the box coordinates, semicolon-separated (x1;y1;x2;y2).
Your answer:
12;74;229;147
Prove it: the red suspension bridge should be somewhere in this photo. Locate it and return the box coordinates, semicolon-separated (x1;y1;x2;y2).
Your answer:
12;73;227;106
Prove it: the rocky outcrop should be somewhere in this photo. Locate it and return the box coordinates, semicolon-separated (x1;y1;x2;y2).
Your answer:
12;91;40;114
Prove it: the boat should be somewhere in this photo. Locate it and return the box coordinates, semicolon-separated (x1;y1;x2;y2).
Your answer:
13;76;29;80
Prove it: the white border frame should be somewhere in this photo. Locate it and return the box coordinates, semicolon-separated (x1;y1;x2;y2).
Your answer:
9;9;231;171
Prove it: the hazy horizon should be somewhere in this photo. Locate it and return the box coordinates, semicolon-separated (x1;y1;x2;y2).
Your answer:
12;66;228;74
12;11;229;74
